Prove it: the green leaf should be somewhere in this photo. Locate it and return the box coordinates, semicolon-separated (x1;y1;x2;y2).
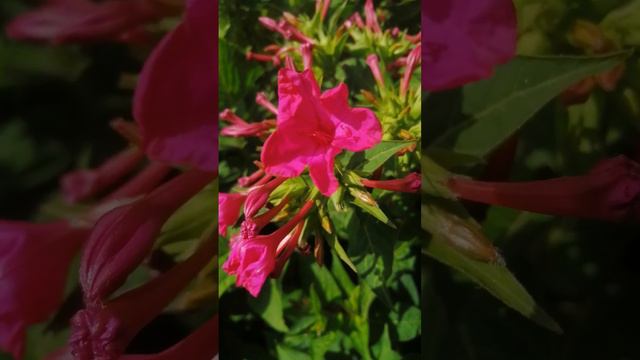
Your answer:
372;324;402;360
348;187;395;228
328;233;357;274
422;204;562;333
276;344;312;360
432;53;629;158
359;140;416;174
248;279;289;332
347;214;395;307
310;263;343;303
396;306;421;341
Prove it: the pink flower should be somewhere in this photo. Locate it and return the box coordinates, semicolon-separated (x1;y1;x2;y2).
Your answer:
255;92;279;115
244;176;287;218
361;172;421;193
0;221;87;359
400;44;421;98
219;193;247;236
364;0;382;33
219;109;275;138
5;0;166;44
60;147;145;203
238;168;266;187
422;0;517;91
366;54;386;89
80;170;215;303
261;69;382;196
133;0;217;173
224;201;314;297
448;156;640;221
70;237;216;359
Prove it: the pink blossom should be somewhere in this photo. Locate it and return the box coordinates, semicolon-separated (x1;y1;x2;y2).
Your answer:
219;109;275;138
219;193;247;236
361;172;421;193
448;156;640;221
366;54;385;89
80;170;215;303
244;176;287;218
238;168;266;188
261;69;382;196
70;237;216;359
60;147;145;203
255;92;279;115
133;0;217;172
364;0;382;33
0;221;87;359
400;44;421;98
5;0;166;44
422;0;517;91
224;201;314;297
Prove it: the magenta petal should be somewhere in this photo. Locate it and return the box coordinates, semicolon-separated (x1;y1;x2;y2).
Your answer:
308;151;340;196
320;83;382;152
0;221;86;359
133;0;217;172
261;128;321;177
219;193;246;236
422;0;517;91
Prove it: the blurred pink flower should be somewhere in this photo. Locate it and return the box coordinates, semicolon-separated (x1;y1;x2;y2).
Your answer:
261;68;382;196
70;237;216;359
219;109;275;138
134;0;217;173
60;147;144;203
244;176;287;218
361;172;421;193
5;0;165;43
80;170;214;303
224;201;313;297
0;221;87;359
422;0;517;91
219;193;247;236
448;156;640;221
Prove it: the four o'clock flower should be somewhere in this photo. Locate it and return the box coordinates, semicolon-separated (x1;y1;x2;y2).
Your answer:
224;200;314;297
5;0;174;44
61;147;145;203
244;176;288;218
364;0;382;34
0;221;88;359
134;0;217;173
261;68;382;196
422;0;517;91
219;193;247;236
219;109;276;138
361;172;422;193
448;156;640;222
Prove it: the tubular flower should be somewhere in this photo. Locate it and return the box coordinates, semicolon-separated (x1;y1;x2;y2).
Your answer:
60;147;145;203
361;172;422;193
224;201;314;297
422;0;517;91
70;237;216;360
261;68;382;196
5;0;171;44
0;221;88;359
80;169;215;303
133;0;217;173
448;156;640;222
219;109;275;138
238;168;266;188
219;193;247;236
244;176;287;218
366;54;386;90
364;0;382;33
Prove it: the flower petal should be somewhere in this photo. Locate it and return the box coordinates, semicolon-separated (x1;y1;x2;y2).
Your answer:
320;83;382;152
133;0;217;172
308;150;340;196
422;0;517;91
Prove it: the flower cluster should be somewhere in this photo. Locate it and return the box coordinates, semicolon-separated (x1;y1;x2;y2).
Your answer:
1;0;217;359
219;0;421;297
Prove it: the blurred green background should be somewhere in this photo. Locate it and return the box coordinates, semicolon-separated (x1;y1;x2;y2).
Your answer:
424;1;640;359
